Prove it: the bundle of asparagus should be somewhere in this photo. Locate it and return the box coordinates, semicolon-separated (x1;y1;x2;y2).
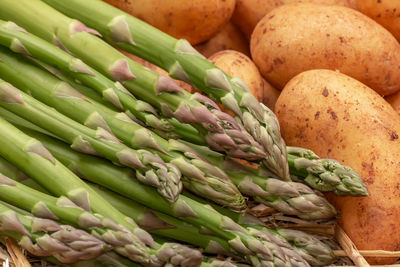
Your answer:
0;0;369;266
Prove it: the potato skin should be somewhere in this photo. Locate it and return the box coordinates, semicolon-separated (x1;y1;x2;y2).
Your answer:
209;50;264;102
251;3;400;95
262;78;280;111
354;0;400;42
386;92;400;116
231;0;353;39
194;22;250;58
275;69;400;264
102;0;235;45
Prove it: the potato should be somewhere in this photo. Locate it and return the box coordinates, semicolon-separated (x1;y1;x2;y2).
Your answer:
209;50;264;103
102;0;235;45
231;0;354;39
251;3;400;95
385;92;400;116
275;69;400;265
194;22;250;58
121;51;196;93
354;0;400;42
262;78;280;111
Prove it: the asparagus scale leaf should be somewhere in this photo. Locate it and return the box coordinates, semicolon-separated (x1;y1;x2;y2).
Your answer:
39;0;290;180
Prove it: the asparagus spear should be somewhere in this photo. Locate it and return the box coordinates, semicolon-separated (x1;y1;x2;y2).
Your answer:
0;117;199;266
0;77;181;203
183;192;337;266
0;172;188;264
0;161;310;267
0;0;267;162
0;48;245;211
286;147;368;196
180;140;368;197
38;0;290;180
0;19;203;145
6;125;296;266
170;142;337;220
0;202;106;264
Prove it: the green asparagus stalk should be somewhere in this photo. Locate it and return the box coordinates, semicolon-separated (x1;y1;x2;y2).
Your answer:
6;125;296;266
0;0;268;162
0;116;199;266
183;192;337;266
0;162;310;267
286;147;368;196
38;0;290;180
0;77;181;203
180;140;368;197
0;19;203;145
48;252;142;267
170;142;337;220
249;226;337;266
0;201;106;263
0;48;245;211
0;172;177;264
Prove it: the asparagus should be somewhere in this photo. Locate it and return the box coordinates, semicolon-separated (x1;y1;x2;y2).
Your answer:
0;162;310;267
286;147;368;196
0;172;177;264
0;117;198;266
181;140;368;197
49;252;142;267
249;226;337;266
0;180;204;267
6;125;296;267
184;192;337;266
0;49;245;211
39;0;290;180
0;19;203;145
0;77;181;203
0;0;268;162
0;202;106;264
171;142;337;220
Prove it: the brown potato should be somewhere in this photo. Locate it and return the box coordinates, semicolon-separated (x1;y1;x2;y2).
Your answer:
209;50;264;103
121;51;196;93
275;69;400;265
262;78;280;111
354;0;400;42
102;0;235;45
251;3;400;95
231;0;354;39
194;22;250;58
385;91;400;116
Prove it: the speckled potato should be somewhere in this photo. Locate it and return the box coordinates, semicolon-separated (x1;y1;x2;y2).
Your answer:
195;22;250;58
250;3;400;95
354;0;400;42
275;69;400;265
102;0;235;45
231;0;353;39
209;50;264;103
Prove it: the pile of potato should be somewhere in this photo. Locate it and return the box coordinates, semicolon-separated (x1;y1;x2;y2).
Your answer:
105;0;400;264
